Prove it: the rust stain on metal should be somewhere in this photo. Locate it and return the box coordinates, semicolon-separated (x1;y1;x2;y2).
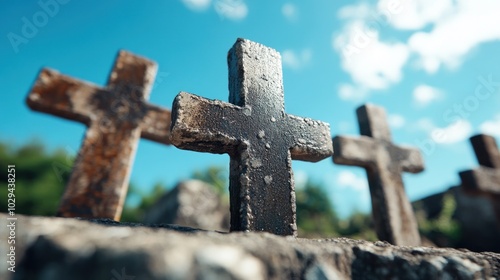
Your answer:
333;104;424;246
171;38;333;236
26;50;172;221
459;134;500;225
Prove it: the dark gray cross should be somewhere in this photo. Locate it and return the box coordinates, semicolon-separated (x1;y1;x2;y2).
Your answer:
459;134;500;224
333;104;424;246
27;51;171;221
170;38;333;236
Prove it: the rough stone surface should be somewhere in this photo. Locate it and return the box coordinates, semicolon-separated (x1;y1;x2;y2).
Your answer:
143;180;229;231
1;214;499;280
170;38;333;236
26;51;172;221
333;104;424;246
459;134;500;224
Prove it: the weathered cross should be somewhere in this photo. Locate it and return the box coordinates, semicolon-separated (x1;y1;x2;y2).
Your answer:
459;134;500;225
333;104;424;246
170;38;333;236
27;50;171;221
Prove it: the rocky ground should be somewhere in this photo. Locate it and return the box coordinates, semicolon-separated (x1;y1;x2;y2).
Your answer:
1;213;499;280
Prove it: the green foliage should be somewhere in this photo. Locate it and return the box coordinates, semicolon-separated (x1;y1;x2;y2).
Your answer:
417;193;462;246
192;166;228;196
294;180;376;240
0;141;461;245
121;182;167;222
337;211;377;241
0;140;165;222
0;138;369;238
0;141;72;215
296;181;339;237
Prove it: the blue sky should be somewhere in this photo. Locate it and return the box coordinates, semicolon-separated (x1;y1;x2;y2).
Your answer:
2;0;500;218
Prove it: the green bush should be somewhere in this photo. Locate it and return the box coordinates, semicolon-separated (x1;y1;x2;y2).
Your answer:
0;141;71;216
417;193;461;247
0;141;460;244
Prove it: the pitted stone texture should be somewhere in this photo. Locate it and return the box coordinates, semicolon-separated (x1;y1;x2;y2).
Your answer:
3;214;499;280
333;104;424;246
26;51;172;221
143;180;228;231
171;38;333;236
459;134;500;225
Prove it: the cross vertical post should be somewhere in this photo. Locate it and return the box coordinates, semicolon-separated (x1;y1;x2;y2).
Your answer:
171;38;333;236
459;134;500;225
333;104;424;246
26;51;172;220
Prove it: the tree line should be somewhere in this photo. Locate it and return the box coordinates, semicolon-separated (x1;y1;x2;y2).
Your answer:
0;141;460;242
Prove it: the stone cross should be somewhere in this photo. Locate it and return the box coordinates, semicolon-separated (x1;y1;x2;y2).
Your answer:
170;38;333;236
26;51;171;221
332;104;424;246
459;134;500;224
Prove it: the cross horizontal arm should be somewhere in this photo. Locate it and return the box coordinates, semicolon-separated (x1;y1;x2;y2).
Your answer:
139;104;172;144
171;92;243;154
460;168;500;195
333;135;377;167
288;115;333;161
27;68;99;125
397;146;425;173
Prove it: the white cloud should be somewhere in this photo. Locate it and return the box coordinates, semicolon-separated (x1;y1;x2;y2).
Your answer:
480;115;500;137
214;0;248;20
388;114;406;129
337;170;368;192
333;21;409;90
334;0;500;85
413;85;443;106
377;0;454;30
182;0;212;11
182;0;248;20
432;120;472;144
337;3;371;21
413;118;471;144
281;49;311;70
337;84;369;102
407;0;500;73
282;3;298;21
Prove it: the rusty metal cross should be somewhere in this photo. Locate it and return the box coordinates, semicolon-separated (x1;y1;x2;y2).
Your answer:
333;104;424;246
171;38;333;236
459;134;500;225
27;50;171;221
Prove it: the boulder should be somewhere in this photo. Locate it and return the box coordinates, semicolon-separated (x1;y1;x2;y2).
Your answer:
1;214;499;280
143;180;229;231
